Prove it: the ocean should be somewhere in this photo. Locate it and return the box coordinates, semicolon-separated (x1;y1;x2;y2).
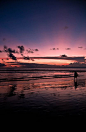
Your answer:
0;67;86;117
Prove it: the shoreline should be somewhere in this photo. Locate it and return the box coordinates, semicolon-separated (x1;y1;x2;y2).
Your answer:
0;68;86;73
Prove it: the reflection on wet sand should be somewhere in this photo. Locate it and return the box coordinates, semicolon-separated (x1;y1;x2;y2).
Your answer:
7;85;16;97
0;70;86;117
0;76;85;98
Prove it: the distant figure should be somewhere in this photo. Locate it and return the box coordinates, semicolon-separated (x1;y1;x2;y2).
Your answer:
74;71;78;81
74;71;78;89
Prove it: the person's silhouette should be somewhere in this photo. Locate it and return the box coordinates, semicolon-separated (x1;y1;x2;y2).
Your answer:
74;71;78;81
74;71;78;89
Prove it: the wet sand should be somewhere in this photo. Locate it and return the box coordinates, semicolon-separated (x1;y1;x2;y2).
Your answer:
0;68;86;118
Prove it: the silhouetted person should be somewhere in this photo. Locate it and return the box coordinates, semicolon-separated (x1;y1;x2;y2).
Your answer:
74;71;78;81
74;72;78;89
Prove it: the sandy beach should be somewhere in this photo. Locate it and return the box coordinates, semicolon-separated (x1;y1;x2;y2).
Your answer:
0;68;86;117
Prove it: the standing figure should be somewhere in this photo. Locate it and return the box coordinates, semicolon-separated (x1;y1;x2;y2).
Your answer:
74;71;78;82
74;71;78;89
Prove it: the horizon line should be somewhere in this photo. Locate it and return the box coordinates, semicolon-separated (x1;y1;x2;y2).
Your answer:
0;56;85;60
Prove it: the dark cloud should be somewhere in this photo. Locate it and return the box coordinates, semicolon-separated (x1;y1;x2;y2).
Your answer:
21;53;30;60
35;49;39;51
30;51;34;53
27;48;39;53
8;48;16;53
78;47;83;48
23;56;30;60
64;26;69;30
26;48;39;53
61;54;67;57
65;48;71;50
53;48;55;50
50;48;59;50
3;46;18;54
26;50;34;53
50;48;55;50
8;53;17;60
17;46;24;53
4;45;8;52
30;56;85;62
0;50;2;52
2;59;5;63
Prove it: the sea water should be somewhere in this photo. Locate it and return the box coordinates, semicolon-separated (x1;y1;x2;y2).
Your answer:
0;67;86;117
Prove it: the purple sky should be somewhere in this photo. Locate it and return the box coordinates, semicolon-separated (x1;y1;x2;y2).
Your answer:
0;0;86;66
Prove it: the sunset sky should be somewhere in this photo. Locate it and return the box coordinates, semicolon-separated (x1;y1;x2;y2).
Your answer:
0;0;86;67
